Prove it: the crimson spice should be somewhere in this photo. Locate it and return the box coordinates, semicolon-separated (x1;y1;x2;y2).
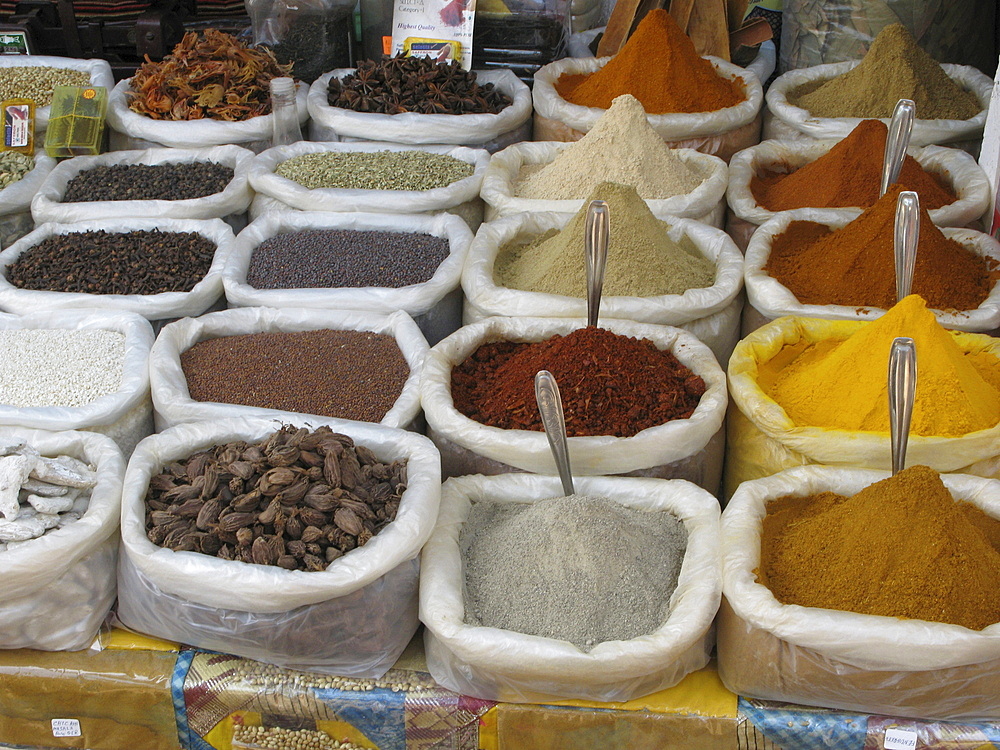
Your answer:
450;327;706;437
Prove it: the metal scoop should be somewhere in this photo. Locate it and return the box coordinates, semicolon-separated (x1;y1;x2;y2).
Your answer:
888;337;916;475
585;199;609;328
535;369;574;496
894;190;919;301
880;98;916;197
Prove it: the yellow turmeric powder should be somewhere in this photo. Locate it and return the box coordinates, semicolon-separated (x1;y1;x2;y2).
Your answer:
757;465;1000;631
763;295;1000;437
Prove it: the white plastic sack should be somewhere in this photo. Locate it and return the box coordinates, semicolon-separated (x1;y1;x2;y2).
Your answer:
420;316;728;491
106;78;309;152
480;141;729;226
742;211;1000;334
0;427;123;651
764;62;993;147
720;466;1000;720
0;218;234;322
0;150;56;250
117;415;441;676
422;473;721;703
308;69;533;152
223;211;472;344
149;307;427;432
0;56;114;133
727;140;993;250
0;310;154;456
31;145;255;228
531;56;763;161
462;212;744;364
724;316;1000;497
248;141;489;215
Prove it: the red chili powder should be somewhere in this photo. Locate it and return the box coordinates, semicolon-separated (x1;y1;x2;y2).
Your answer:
450;326;706;438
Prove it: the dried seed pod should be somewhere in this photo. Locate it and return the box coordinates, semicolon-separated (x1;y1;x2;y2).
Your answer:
334;508;363;536
150;510;179;527
218;544;234;560
298;507;328;527
300;525;324;544
303;554;325;572
276;554;297;569
355;445;379;466
322;452;341;487
257;497;281;525
196;497;223;530
231;489;262;512
287;539;306;557
228;461;255;480
236;527;254;547
185;452;212;480
325;546;343;563
285;515;304;539
218;512;257;532
251;535;277;565
173;496;205;518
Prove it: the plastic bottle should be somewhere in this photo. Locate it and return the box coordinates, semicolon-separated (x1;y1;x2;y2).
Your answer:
270;77;303;147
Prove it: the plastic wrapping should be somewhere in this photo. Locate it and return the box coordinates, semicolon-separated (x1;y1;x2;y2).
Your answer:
421;473;721;703
0;217;234;322
0;56;114;133
307;69;533;152
720;466;1000;721
106;78;309;152
149;307;427;431
247;0;354;83
726;140;992;250
248;141;489;215
30;145;255;230
0;150;55;251
480;141;729;226
763;62;993;148
531;56;763;161
742;211;1000;334
724;316;1000;497
461;212;744;364
420;316;728;491
223;211;472;344
117;415;441;677
0;427;123;651
0;310;154;456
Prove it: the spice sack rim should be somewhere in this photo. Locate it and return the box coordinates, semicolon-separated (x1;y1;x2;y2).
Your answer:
532;56;763;139
0;217;236;320
0;308;153;432
723;465;1000;670
30;145;256;225
743;210;1000;330
419;316;728;475
0;426;124;601
726;140;992;228
480;140;729;222
727;315;1000;468
307;68;532;145
119;414;441;613
420;473;721;699
765;61;993;145
105;78;309;149
148;306;427;432
462;211;744;325
247;141;489;213
223;210;473;317
0;148;55;219
0;55;115;132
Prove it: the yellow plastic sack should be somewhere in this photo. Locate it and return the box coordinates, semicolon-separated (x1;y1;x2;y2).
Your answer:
724;316;1000;498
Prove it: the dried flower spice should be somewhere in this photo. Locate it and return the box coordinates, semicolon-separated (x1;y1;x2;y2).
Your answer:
327;55;511;115
127;29;292;121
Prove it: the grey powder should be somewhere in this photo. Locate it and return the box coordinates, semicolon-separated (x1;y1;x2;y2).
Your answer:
460;494;688;651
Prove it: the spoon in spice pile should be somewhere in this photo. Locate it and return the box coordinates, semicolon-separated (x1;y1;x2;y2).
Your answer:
880;98;916;197
888;336;917;475
894;190;920;300
585;199;610;328
535;369;575;496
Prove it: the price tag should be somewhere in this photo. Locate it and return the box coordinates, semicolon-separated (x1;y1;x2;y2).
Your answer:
884;727;918;750
51;718;81;737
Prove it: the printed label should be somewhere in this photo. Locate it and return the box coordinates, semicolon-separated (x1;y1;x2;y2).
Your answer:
391;0;476;69
4;103;30;148
51;719;82;738
0;31;29;55
884;727;918;750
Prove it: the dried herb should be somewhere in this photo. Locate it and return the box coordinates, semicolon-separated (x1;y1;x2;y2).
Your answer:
327;54;511;115
128;29;293;122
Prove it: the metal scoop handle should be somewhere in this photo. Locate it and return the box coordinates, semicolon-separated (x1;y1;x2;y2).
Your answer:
535;370;575;496
585;200;609;328
880;98;915;197
894;190;920;301
889;337;916;475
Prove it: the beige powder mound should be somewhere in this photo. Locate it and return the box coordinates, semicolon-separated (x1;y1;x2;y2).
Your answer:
514;94;705;200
